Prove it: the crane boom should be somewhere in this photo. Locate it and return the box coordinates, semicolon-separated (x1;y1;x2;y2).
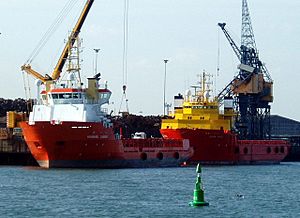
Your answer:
21;0;94;83
52;0;94;80
218;23;241;62
21;65;49;83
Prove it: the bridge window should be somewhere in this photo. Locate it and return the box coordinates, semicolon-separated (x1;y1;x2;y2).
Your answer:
41;94;47;101
51;93;82;99
73;93;82;99
100;93;109;99
59;93;72;99
52;94;59;99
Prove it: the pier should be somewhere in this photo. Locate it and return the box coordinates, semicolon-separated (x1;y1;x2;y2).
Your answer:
0;129;37;166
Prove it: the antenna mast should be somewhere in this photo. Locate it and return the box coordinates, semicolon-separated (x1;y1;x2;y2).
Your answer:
241;0;257;49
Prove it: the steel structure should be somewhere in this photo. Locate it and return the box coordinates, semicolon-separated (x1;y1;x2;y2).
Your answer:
218;0;273;140
241;0;256;49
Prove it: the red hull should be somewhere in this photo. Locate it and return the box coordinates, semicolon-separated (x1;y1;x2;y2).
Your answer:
160;128;290;164
20;121;192;168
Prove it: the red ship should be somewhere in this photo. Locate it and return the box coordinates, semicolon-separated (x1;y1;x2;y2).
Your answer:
19;0;192;168
160;72;290;164
160;129;289;165
20;121;192;168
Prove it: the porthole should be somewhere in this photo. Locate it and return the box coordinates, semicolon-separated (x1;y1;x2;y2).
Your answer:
234;147;240;154
243;147;248;154
280;146;285;153
34;142;42;149
140;153;147;161
173;152;179;159
157;152;163;160
56;141;65;146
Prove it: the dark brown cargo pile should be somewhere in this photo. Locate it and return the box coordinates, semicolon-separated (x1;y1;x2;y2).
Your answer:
112;114;162;139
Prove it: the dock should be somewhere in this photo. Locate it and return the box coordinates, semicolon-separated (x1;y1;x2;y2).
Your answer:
0;128;37;166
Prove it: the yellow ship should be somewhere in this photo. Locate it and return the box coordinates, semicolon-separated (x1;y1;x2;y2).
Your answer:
160;72;289;164
161;72;235;131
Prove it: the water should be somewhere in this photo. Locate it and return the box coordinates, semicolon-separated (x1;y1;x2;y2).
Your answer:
1;163;300;217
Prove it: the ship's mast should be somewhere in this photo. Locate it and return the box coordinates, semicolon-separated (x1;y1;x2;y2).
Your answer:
65;35;82;88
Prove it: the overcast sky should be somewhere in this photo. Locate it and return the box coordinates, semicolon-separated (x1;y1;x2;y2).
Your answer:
0;0;299;120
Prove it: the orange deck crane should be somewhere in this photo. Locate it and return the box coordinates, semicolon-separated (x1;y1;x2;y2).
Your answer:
21;0;94;89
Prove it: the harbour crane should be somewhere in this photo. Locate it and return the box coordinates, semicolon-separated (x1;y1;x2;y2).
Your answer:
21;0;94;90
217;0;273;140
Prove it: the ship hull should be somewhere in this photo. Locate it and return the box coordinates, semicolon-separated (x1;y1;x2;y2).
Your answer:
38;158;188;169
160;128;290;165
20;121;192;168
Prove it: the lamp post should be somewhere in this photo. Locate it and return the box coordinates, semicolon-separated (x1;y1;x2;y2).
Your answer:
163;59;169;116
94;48;100;74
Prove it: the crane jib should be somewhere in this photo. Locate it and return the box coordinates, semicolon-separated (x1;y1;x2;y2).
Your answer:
52;0;95;80
22;0;95;84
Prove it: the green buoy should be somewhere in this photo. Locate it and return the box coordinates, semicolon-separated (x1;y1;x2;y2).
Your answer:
189;163;209;207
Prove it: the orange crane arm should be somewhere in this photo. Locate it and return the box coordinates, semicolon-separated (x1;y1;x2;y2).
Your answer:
21;65;50;83
21;0;94;82
51;0;94;80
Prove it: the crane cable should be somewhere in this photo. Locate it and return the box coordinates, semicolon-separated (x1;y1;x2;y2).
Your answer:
122;0;129;86
21;70;34;113
22;0;78;103
119;0;130;114
26;0;78;64
215;27;221;97
22;71;31;100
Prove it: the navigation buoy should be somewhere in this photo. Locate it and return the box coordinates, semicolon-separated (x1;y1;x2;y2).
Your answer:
189;163;209;207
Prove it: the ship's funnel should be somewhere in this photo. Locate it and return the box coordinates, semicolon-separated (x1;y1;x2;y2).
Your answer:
86;77;99;100
174;94;184;109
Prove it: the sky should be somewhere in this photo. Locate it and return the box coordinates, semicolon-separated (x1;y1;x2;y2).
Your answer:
0;0;299;120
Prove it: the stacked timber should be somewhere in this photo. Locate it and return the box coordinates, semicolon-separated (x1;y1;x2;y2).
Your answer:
0;98;33;117
112;114;162;139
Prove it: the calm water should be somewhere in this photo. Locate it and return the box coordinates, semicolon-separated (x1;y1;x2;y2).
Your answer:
1;163;300;217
